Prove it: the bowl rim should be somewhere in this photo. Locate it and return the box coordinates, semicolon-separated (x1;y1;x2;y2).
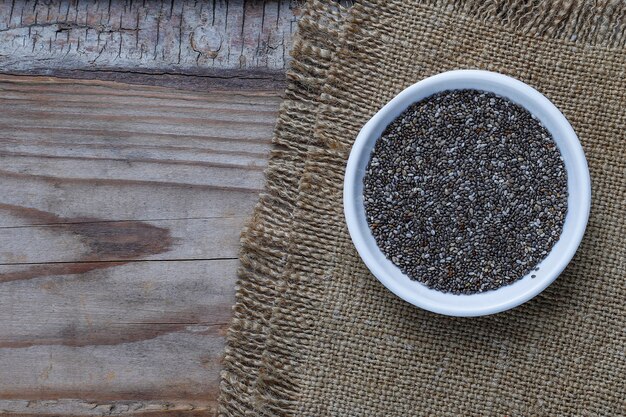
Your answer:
343;69;591;317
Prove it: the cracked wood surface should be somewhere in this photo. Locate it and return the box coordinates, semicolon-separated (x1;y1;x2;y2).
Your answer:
0;74;281;416
0;0;303;74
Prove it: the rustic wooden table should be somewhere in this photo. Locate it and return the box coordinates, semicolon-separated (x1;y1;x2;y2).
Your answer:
0;1;308;415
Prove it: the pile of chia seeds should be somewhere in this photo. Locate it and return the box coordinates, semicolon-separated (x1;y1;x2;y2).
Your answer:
363;89;568;294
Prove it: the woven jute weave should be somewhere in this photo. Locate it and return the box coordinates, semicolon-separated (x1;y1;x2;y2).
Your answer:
220;1;626;415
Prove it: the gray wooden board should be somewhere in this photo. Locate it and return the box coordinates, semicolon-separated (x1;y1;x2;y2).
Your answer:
0;0;302;73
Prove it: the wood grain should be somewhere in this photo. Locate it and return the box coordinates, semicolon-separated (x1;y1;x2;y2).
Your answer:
0;0;302;73
0;74;280;415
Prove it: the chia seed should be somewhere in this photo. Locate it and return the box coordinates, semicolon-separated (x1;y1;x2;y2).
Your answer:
363;89;568;294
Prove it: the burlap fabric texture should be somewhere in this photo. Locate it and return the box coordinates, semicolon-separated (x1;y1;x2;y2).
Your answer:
220;1;626;415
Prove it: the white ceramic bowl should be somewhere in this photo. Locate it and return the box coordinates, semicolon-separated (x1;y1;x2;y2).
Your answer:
343;70;591;317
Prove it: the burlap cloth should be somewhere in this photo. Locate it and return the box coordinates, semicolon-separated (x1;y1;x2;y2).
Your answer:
220;1;626;415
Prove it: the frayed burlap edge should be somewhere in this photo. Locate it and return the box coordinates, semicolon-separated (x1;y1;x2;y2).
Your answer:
219;2;350;415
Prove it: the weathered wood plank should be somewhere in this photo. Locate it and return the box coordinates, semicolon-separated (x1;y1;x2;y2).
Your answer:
0;75;277;224
0;173;260;228
0;216;243;266
0;0;302;73
0;400;213;416
0;74;280;415
0;261;234;393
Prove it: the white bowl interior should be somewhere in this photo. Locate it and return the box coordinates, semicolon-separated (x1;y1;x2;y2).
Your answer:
343;70;590;317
